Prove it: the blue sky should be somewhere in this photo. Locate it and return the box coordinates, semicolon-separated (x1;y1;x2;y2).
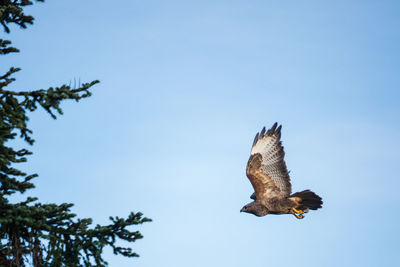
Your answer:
3;0;400;266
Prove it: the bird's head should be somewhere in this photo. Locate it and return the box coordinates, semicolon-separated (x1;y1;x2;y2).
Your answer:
240;202;269;217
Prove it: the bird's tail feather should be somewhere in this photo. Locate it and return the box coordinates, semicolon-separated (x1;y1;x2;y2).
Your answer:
290;190;323;210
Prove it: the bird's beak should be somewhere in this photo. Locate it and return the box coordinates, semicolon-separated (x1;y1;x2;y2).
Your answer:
240;208;244;212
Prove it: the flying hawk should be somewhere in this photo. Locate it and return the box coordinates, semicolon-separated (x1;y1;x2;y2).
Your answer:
241;123;323;219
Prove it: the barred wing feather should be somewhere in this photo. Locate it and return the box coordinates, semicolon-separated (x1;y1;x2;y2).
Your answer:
246;123;292;201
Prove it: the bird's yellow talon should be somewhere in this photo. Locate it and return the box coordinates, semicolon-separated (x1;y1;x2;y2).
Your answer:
292;208;304;214
294;214;304;219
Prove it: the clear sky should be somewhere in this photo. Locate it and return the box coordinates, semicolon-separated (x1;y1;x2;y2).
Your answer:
3;0;400;266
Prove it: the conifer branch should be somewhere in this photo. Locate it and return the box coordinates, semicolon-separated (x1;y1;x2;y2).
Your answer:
0;1;151;265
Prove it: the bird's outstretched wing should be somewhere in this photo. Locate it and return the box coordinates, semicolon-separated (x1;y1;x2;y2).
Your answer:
246;123;292;201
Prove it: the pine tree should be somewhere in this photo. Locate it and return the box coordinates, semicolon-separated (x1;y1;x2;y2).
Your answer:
0;1;151;266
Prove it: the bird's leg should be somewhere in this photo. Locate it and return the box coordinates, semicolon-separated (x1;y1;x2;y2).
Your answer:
289;208;305;219
291;207;304;214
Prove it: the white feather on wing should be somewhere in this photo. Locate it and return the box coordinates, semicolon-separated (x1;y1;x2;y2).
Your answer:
248;123;292;198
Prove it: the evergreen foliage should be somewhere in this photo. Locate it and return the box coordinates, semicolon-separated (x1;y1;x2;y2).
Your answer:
0;1;151;266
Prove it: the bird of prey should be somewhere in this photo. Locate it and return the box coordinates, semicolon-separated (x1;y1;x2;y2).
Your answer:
241;123;323;219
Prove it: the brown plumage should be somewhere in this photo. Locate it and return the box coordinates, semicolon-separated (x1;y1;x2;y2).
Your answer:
240;123;323;219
